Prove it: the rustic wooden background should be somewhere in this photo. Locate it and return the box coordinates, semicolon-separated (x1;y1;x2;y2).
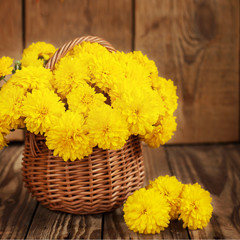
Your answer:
0;0;239;144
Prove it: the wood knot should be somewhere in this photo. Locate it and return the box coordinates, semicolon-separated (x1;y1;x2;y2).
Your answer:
195;2;216;40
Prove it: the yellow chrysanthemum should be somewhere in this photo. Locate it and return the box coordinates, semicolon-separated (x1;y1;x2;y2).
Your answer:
68;42;110;57
109;62;151;101
0;133;8;150
87;104;129;150
0;41;179;163
7;66;53;93
178;183;213;230
152;77;178;115
22;88;65;134
112;88;164;135
112;50;130;64
88;51;124;93
123;188;171;234
0;84;26;129
0;116;11;135
52;56;90;98
45;111;93;161
143;114;177;148
0;56;14;77
113;51;151;81
147;175;184;219
67;82;106;116
21;42;56;67
131;51;158;80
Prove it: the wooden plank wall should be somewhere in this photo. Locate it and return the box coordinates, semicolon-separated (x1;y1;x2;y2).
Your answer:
0;0;24;141
0;0;239;144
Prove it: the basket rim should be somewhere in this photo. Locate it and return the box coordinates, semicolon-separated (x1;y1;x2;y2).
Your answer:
26;131;141;162
46;35;116;70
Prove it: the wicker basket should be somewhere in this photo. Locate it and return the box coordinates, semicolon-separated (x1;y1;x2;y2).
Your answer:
22;36;145;215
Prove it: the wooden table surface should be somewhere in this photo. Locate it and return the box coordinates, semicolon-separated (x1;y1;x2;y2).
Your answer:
0;142;240;239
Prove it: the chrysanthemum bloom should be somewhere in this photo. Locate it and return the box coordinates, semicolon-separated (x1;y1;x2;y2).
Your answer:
0;116;10;150
143;114;177;148
45;111;93;161
112;51;151;86
152;77;178;115
22;88;65;134
0;84;26;129
88;51;124;93
8;65;53;93
112;87;164;136
147;175;184;219
52;56;90;98
67;82;106;116
87;104;129;150
112;50;130;65
21;42;56;67
68;42;110;57
131;51;159;80
0;116;11;135
0;133;8;150
109;62;150;101
0;56;14;77
178;183;213;230
123;188;171;234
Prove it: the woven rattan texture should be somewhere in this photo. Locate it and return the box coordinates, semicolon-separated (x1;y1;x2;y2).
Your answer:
46;36;116;70
22;133;144;214
22;36;145;214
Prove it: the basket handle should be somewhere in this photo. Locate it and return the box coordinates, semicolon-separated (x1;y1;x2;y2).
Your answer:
45;36;116;70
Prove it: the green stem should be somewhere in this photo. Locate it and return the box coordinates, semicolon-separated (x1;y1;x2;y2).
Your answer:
0;76;7;82
14;60;21;71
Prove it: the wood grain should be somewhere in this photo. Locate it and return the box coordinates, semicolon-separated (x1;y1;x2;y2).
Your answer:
0;0;24;142
165;144;240;239
1;143;240;239
102;144;190;239
0;0;23;59
0;144;37;239
25;0;132;52
5;130;24;142
26;205;102;239
142;144;172;185
135;0;239;143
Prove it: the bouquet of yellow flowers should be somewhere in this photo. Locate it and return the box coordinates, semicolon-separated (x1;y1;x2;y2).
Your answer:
0;38;177;162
